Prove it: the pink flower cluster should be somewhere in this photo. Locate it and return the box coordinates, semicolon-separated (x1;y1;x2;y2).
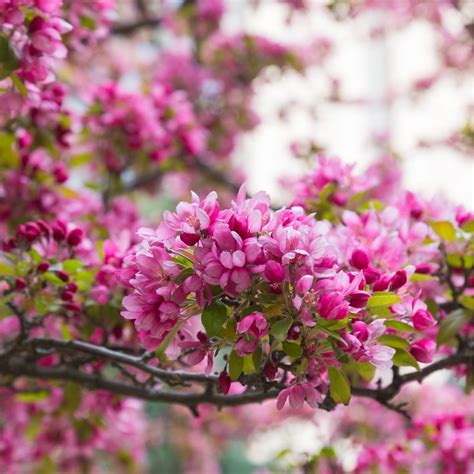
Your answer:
120;184;417;405
0;1;71;86
0;388;146;472
82;82;207;174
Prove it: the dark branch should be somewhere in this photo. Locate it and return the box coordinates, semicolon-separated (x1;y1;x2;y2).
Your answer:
1;337;472;417
111;17;162;36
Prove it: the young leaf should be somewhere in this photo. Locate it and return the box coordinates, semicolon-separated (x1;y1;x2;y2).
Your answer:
228;351;243;381
384;320;415;332
328;366;351;405
270;316;292;341
392;349;420;370
378;334;410;350
437;309;471;346
367;292;402;309
431;221;456;242
201;301;228;337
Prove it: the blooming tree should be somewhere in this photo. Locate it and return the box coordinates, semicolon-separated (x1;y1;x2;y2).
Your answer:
0;0;473;472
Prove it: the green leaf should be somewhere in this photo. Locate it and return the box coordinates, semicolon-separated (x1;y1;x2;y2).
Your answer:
155;319;186;361
62;259;83;274
437;309;471;346
228;351;243;381
16;391;49;402
270;316;292;341
0;261;15;276
328;367;351;405
201;301;228;337
431;221;456;242
378;334;410;350
11;72;28;96
283;341;303;358
367;292;402;309
63;382;82;414
0;35;20;80
355;362;376;382
384;320;415;332
243;355;256;374
43;272;67;285
460;295;474;311
393;349;420;370
410;273;435;282
462;220;474;233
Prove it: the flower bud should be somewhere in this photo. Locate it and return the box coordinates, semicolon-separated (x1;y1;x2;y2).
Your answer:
264;260;284;283
412;309;436;330
373;274;391;291
350;248;369;270
218;371;231;394
37;261;50;273
60;290;74;301
180;232;200;246
15;278;26;290
363;267;381;284
56;270;69;282
390;270;407;291
52;220;67;241
67;228;83;246
352;320;369;342
349;291;370;308
410;339;435;363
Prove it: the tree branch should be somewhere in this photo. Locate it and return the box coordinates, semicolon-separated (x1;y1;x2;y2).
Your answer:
111;17;162;36
1;337;472;417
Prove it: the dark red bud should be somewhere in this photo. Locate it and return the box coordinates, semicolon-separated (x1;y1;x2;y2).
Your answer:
60;290;74;301
180;232;200;246
390;270;407;291
56;270;69;282
15;278;26;290
218;371;232;394
67;228;83;246
37;261;50;273
350;249;370;270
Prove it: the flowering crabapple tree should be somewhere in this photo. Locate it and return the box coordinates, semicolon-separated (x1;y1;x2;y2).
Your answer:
0;0;473;472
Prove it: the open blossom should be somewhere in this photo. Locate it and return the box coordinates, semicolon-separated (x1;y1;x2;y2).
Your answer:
235;312;268;356
276;382;323;410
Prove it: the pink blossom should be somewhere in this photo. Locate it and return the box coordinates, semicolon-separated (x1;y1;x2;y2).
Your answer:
276;383;323;410
235;312;268;356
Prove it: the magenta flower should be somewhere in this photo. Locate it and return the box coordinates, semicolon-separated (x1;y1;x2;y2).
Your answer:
235;312;268;356
194;223;255;297
156;191;219;245
410;339;436;363
412;309;436;331
317;293;349;320
276;383;323;410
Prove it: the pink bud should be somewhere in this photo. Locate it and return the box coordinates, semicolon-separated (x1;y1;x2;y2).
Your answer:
390;270;407;291
412;309;436;330
352;321;369;342
52;220;67;241
349;291;370;308
415;263;433;275
60;290;74;301
67;228;83;246
264;260;284;282
373;274;391;291
180;232;200;246
56;270;69;282
218;371;232;394
350;248;369;270
37;261;50;273
363;267;381;284
410;339;435;363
